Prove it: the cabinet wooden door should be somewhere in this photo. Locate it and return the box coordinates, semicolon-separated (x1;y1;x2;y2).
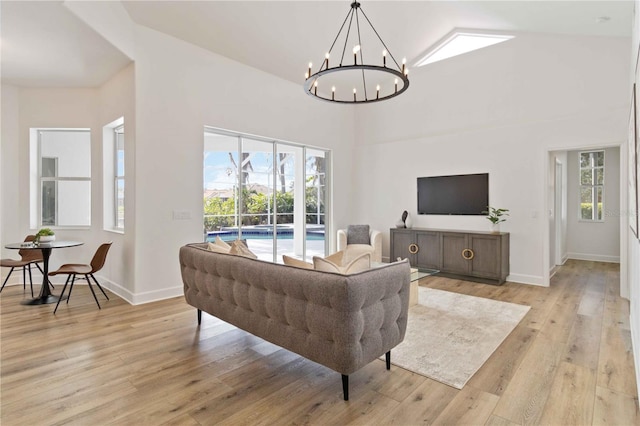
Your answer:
416;231;440;269
469;234;500;278
441;233;469;274
390;229;414;263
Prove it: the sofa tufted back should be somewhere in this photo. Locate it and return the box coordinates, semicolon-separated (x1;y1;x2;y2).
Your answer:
179;243;411;375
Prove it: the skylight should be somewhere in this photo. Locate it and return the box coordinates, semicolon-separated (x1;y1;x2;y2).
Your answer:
415;30;514;67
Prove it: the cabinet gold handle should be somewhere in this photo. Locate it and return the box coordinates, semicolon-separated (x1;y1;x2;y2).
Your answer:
408;243;419;254
462;248;474;260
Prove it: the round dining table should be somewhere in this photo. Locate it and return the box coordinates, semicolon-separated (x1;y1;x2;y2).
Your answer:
4;240;83;305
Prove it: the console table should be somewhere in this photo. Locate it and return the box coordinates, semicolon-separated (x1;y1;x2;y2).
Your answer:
390;228;509;285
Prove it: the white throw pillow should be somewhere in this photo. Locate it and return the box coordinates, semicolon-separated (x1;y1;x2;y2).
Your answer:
207;241;231;254
313;252;370;274
215;236;231;250
229;240;258;259
282;255;314;269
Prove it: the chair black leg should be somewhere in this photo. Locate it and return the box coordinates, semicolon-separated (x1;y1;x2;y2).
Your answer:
53;275;72;314
386;351;391;370
1;267;15;293
342;374;349;401
22;266;26;291
27;264;34;297
197;309;202;325
85;274;101;309
67;274;77;303
89;273;109;300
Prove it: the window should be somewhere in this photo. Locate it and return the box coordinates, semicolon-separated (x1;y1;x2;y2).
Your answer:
31;129;91;227
114;125;125;229
204;128;331;263
102;118;124;232
579;150;604;221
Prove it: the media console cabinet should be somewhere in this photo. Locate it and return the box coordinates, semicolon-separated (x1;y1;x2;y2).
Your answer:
390;228;509;285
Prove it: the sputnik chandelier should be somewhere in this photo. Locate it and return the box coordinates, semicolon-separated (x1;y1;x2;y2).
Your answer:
303;1;409;104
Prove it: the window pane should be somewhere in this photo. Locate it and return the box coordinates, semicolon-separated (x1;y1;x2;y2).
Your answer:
580;187;593;220
580;152;591;168
594;168;603;185
40;131;91;177
595;151;604;167
306;149;327;260
42;180;91;226
42;157;57;178
116;178;125;228
596;187;603;220
42;181;57;226
204;133;239;233
581;169;592;185
116;134;125;177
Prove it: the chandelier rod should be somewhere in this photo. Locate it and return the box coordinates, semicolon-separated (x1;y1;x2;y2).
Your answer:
358;6;402;69
354;6;368;100
327;7;353;69
339;7;356;67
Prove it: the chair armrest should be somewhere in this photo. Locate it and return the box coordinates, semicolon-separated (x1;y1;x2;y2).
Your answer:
370;229;382;263
337;229;348;252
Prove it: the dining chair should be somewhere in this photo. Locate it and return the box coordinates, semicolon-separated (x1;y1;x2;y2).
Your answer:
50;242;112;314
0;235;45;297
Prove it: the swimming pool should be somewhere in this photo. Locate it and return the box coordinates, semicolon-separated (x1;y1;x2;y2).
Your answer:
207;226;325;242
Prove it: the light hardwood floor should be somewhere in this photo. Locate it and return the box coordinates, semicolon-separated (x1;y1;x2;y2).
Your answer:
1;260;638;425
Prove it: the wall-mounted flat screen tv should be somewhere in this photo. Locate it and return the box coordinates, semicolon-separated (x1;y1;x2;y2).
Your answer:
417;173;489;215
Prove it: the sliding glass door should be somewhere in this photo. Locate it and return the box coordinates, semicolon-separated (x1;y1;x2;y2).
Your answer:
204;128;330;262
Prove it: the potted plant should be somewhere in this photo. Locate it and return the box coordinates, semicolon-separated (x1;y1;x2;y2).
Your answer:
483;207;509;233
35;227;55;243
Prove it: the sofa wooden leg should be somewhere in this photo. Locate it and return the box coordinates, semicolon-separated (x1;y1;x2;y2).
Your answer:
386;351;391;370
197;309;202;325
342;374;349;401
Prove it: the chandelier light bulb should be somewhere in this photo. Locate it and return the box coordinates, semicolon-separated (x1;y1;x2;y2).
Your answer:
402;57;406;74
332;86;336;100
325;52;330;69
395;78;398;93
314;80;318;95
353;45;360;65
382;49;387;66
376;84;380;99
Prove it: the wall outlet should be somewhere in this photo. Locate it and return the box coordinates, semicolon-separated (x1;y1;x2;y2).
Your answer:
173;210;192;220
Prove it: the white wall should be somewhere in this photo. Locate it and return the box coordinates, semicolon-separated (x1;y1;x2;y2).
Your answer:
131;26;355;303
566;147;620;262
628;0;640;405
1;85;20;261
97;63;136;297
352;32;629;286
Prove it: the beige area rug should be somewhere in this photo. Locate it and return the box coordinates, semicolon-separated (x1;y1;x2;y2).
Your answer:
390;287;530;389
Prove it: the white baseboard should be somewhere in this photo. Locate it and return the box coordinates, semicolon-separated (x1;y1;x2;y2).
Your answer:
93;275;183;305
506;273;547;286
566;253;620;263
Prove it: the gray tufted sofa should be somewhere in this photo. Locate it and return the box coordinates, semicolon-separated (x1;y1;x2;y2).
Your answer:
179;243;411;400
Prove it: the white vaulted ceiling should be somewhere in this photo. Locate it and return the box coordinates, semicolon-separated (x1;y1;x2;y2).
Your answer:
0;0;634;88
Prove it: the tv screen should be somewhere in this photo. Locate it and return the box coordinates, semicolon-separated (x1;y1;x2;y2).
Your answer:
417;173;489;215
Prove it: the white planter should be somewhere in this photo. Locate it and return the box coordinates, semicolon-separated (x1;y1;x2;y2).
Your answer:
39;235;55;242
